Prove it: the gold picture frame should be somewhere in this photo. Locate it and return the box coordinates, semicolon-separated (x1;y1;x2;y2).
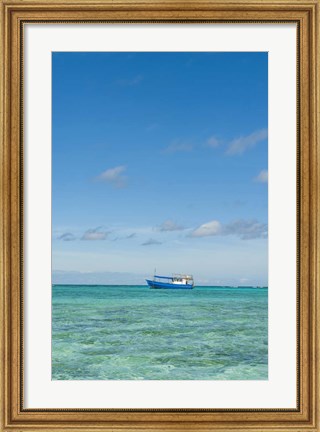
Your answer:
0;0;319;430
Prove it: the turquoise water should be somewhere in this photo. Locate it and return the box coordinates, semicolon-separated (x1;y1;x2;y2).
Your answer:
52;285;268;380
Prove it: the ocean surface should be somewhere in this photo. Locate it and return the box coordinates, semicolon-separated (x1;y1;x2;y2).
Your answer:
52;285;268;380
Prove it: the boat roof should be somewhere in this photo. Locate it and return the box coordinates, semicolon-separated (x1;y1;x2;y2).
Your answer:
154;274;193;280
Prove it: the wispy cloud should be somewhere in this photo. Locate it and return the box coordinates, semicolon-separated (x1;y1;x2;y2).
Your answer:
96;165;127;188
126;233;136;239
141;238;162;246
81;227;109;241
190;220;222;238
254;169;268;183
116;74;143;86
206;136;220;148
190;219;267;240
226;129;268;155
58;232;76;241
157;220;185;232
223;220;268;240
163;140;193;154
112;232;137;241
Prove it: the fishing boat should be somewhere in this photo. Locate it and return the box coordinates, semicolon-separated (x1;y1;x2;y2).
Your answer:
146;274;194;289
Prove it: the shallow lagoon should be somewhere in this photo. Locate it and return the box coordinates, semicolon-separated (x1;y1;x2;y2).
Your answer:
52;285;268;380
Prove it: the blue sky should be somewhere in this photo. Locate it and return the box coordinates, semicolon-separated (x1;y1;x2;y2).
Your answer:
52;52;268;286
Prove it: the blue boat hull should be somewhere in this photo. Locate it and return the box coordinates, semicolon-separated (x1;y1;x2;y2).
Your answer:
146;279;194;289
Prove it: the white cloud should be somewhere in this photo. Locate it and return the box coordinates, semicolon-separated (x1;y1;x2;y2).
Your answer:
96;165;127;188
58;232;76;241
223;220;268;240
190;219;267;240
158;220;185;232
226;129;268;155
254;169;268;183
206;136;220;148
81;227;109;241
141;238;162;246
239;278;250;284
126;233;136;239
112;232;136;241
190;220;222;237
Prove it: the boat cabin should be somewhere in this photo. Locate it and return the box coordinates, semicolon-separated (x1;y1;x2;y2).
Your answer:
172;274;194;285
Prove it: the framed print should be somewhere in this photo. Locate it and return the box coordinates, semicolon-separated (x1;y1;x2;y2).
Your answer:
0;0;319;431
